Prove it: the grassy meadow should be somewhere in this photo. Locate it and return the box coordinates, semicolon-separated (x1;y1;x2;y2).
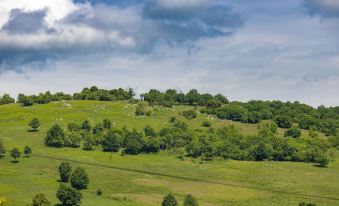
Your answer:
0;101;338;206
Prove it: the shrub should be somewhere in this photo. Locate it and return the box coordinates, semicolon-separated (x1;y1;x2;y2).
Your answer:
70;167;89;190
182;110;197;119
24;146;32;157
31;193;51;206
135;102;147;116
162;194;178;206
284;127;301;138
45;124;65;147
183;194;199;206
274;115;292;128
59;162;72;182
315;153;329;167
202;121;211;127
81;120;91;132
56;184;82;206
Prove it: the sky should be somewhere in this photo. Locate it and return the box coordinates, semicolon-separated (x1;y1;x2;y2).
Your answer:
0;0;338;106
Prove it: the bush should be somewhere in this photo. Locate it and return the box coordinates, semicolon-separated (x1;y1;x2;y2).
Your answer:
315;153;329;167
216;104;248;122
162;194;178;206
56;184;82;206
202;121;211;127
182;110;197;119
124;130;144;155
274;115;292;128
24;146;32;157
70;167;89;190
284;127;301;138
31;193;51;206
183;194;199;206
81;120;91;132
135;102;147;116
59;162;72;182
96;188;103;196
45;124;65;147
102;131;123;152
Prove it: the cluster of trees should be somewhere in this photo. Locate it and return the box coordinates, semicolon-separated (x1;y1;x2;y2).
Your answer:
0;94;15;105
162;193;199;206
0;140;32;162
43;116;335;166
73;86;134;101
17;92;72;106
142;89;228;108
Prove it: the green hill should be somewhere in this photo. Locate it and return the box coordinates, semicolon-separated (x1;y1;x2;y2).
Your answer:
0;101;338;206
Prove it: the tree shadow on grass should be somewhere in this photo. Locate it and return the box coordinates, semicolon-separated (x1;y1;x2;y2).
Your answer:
10;160;19;164
27;129;39;132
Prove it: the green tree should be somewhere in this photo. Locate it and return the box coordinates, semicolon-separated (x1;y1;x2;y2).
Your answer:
29;118;41;131
135;102;147;116
274;115;292;128
24;146;32;157
81;120;91;132
0;139;5;157
183;194;199;206
144;125;157;137
124;130;144;155
10;147;21;161
70;167;89;190
45;124;65;147
162;194;178;206
56;184;82;206
284;126;301;138
31;193;51;206
315;153;329;167
102;131;122;152
59;162;72;182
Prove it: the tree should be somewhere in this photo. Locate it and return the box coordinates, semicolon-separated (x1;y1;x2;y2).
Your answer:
216;104;248;122
102;131;122;152
274;115;292;128
81;120;91;132
70;167;89;189
0;139;5;157
59;162;72;182
183;194;199;206
45;124;65;147
56;184;82;206
29;118;41;131
31;193;51;206
144;125;157;137
135;102;147;116
251;143;273;161
24;146;32;157
10;147;21;161
124;130;144;155
162;194;178;206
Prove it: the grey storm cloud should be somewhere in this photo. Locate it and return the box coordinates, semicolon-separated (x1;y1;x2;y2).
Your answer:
304;0;339;17
2;9;48;34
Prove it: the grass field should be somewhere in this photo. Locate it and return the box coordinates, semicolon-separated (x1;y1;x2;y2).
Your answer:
0;101;338;206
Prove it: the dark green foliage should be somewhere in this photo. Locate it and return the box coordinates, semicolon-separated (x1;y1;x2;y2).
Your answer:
162;194;178;206
24;146;32;157
81;120;91;132
182;110;197;119
45;124;65;147
103;119;112;129
284;127;302;138
10;147;21;161
0;139;5;157
59;162;72;182
144;125;157;137
64;132;82;148
247;111;261;124
183;194;199;206
31;193;51;206
73;87;134;101
143;137;160;153
0;94;15;105
135;102;147;116
216;104;248;122
56;184;82;206
29;118;41;131
274;115;292;128
67;123;81;132
315;153;329;167
250;143;273;161
124;130;144;155
18;94;34;106
202;121;211;127
185;140;202;158
102;131;122;152
70;167;89;190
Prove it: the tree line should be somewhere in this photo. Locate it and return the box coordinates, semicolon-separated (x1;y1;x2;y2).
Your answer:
42;117;337;167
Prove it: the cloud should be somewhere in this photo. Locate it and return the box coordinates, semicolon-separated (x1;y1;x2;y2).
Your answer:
304;0;339;17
